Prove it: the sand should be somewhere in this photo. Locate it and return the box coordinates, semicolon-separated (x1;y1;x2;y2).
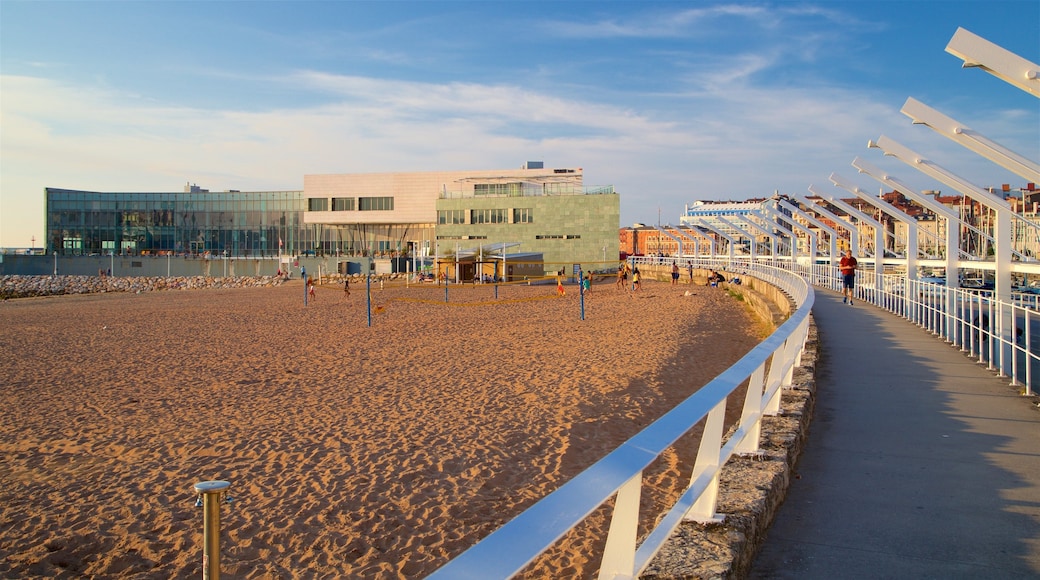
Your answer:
0;278;765;578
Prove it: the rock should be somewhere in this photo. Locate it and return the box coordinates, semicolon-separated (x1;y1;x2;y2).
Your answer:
0;275;287;300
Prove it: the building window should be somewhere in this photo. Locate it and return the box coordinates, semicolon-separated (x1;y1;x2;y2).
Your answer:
308;198;329;211
470;209;507;224
475;182;522;196
359;196;394;211
472;209;507;223
332;197;355;211
513;208;533;223
438;210;465;225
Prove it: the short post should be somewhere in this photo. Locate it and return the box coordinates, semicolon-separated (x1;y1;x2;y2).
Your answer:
193;480;232;580
579;268;585;321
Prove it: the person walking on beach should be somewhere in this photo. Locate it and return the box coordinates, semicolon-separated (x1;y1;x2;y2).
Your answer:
582;272;591;295
840;249;858;305
308;277;316;300
344;278;350;298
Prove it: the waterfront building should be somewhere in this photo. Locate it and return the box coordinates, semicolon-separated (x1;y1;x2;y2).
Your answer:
303;162;619;272
45;184;305;257
43;162;620;275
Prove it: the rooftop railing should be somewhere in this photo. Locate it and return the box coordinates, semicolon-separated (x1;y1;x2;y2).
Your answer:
438;185;616;199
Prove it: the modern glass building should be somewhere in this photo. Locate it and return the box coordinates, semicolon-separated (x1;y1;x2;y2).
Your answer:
44;163;621;272
45;185;308;256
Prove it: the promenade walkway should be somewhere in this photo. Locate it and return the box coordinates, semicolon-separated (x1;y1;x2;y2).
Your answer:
749;290;1040;578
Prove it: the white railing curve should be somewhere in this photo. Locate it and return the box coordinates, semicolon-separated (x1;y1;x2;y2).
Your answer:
428;259;814;579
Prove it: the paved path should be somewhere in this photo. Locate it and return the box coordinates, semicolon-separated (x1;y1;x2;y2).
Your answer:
750;291;1040;579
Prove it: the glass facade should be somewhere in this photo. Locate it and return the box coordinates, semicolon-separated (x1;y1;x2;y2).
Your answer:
45;188;308;257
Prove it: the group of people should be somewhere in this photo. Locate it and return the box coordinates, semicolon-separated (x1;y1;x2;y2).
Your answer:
615;262;642;291
706;270;726;287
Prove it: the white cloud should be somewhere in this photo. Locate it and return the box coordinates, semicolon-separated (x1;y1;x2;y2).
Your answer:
2;62;1035;247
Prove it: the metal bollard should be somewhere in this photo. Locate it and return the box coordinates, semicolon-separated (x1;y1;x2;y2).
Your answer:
193;480;232;580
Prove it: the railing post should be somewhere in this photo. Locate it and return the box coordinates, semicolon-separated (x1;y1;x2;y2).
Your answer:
193;480;232;580
684;400;726;522
597;472;643;580
734;363;766;455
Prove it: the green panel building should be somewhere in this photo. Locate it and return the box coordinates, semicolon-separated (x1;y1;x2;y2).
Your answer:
435;187;620;274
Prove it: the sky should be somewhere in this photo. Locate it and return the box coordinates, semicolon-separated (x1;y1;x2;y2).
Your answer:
1;1;1037;248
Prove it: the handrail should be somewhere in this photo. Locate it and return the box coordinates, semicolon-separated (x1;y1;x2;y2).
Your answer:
428;258;814;579
429;255;1036;579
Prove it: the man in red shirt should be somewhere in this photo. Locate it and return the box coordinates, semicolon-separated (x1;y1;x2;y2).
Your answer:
840;249;858;305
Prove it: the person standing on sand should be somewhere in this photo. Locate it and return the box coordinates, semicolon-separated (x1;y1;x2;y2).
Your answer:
687;261;694;284
671;263;680;285
632;267;641;291
616;262;629;291
344;278;350;298
557;271;566;296
840;249;858;305
582;273;591;295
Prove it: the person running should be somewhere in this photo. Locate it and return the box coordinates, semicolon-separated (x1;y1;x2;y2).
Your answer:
840;249;858;305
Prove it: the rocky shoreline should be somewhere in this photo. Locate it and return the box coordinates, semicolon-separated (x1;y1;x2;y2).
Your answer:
0;274;288;300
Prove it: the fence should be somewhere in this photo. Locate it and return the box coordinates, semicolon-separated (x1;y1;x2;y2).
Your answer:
430;254;1037;579
428;258;814;579
795;261;1037;395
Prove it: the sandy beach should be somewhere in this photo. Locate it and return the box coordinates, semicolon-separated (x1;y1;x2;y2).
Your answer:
0;277;766;578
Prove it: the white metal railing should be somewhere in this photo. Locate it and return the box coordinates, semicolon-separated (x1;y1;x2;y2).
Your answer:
794;260;1038;394
428;258;814;579
428;255;1037;579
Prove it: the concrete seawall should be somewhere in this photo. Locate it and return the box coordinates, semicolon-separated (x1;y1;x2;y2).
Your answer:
639;264;817;579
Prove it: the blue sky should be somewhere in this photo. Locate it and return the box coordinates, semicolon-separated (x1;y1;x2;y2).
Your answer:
2;1;1037;248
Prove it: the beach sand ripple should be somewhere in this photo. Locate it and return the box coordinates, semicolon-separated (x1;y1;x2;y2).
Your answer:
0;280;764;578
